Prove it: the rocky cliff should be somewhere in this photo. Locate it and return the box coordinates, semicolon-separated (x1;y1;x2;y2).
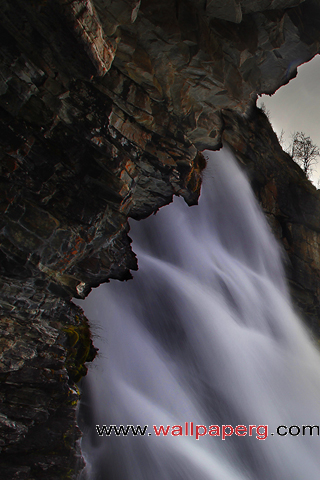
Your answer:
1;0;320;478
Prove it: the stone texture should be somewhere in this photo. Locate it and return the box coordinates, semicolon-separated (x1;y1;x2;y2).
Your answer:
1;0;320;478
0;288;95;479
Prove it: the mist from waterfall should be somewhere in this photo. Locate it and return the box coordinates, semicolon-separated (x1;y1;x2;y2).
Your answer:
76;148;320;480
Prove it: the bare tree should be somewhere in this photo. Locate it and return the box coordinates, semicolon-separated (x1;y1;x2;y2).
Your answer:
289;131;320;178
259;102;271;120
277;129;285;147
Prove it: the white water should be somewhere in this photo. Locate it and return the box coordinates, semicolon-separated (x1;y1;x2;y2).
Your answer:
76;148;320;480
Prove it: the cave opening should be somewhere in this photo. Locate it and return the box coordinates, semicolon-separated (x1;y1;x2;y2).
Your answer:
257;55;320;185
4;3;320;479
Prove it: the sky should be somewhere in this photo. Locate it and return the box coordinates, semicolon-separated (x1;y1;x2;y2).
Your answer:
257;54;320;185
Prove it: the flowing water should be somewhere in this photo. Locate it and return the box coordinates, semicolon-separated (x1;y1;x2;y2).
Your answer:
76;148;320;479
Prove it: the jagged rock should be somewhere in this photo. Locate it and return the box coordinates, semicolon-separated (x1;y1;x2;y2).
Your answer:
1;0;320;478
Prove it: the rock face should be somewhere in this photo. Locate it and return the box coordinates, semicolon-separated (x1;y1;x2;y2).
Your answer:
1;0;320;478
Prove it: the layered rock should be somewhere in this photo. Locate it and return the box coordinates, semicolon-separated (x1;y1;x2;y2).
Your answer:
1;0;320;478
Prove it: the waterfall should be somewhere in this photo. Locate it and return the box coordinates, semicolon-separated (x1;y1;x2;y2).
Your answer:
76;147;320;480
